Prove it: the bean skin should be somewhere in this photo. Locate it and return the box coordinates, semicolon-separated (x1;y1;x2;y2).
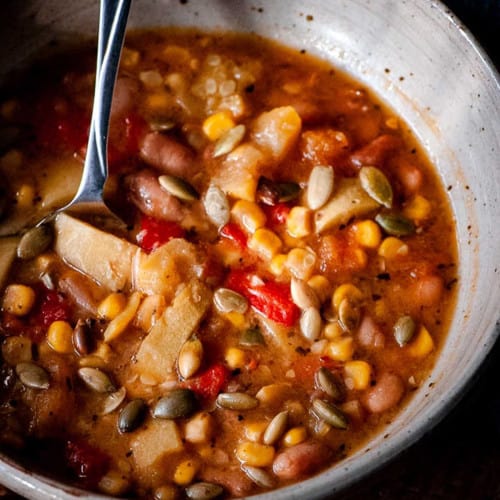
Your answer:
357;315;385;349
362;372;404;414
349;134;402;169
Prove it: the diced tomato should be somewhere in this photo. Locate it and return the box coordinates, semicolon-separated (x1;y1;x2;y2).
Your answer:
219;223;247;250
66;439;110;487
136;215;185;253
185;363;230;400
262;202;291;229
226;270;300;327
291;355;340;385
31;286;72;329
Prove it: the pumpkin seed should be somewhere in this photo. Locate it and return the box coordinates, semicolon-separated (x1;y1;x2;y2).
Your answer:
153;388;198;419
278;182;301;202
338;298;360;332
312;398;348;430
307;165;334;210
177;337;203;379
241;465;275;488
185;482;223;500
158;175;199;201
315;367;345;402
118;399;147;433
263;410;288;445
375;213;415;236
73;319;91;356
239;327;265;346
216;392;259;411
204;184;230;227
359;166;393;208
300;307;322;342
102;386;127;415
394;315;417;347
256;176;280;206
213;124;246;158
15;362;49;390
290;278;320;310
213;288;248;314
17;224;53;260
78;367;115;393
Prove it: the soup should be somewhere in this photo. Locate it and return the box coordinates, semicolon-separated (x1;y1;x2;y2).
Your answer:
0;30;457;498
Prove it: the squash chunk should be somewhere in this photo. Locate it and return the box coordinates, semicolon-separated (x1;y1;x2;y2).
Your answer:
0;237;20;290
54;213;138;292
134;279;211;382
314;177;380;233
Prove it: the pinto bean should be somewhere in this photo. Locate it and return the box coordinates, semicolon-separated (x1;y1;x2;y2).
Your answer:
300;128;349;166
362;372;404;414
410;274;444;308
200;466;253;497
396;161;423;195
139;131;195;177
357;315;385;349
272;441;332;480
58;270;107;316
349;134;402;169
125;170;184;222
111;77;139;119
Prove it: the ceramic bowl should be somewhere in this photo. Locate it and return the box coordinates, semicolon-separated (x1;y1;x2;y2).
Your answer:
0;1;499;498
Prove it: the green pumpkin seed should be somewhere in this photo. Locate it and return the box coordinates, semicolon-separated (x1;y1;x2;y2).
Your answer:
394;315;417;347
315;367;345;402
239;327;265;346
307;165;334;210
177;338;203;379
256;177;280;206
118;399;147;433
185;482;224;500
213;288;248;314
312;398;348;430
153;389;198;419
359;166;393;208
17;224;53;260
78;367;116;393
241;465;275;488
216;392;259;411
213;124;246;158
158;175;199;201
102;386;127;415
203;184;230;227
300;307;322;342
375;213;415;236
278;182;301;202
263;410;288;445
338;298;360;332
15;362;49;390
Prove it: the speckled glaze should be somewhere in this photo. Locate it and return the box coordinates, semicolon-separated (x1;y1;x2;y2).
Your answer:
0;1;499;498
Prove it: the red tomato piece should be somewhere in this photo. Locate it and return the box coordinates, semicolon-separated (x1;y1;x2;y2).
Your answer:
185;363;230;400
66;439;110;487
291;355;339;385
136;215;185;253
31;286;72;329
262;202;291;229
219;223;247;249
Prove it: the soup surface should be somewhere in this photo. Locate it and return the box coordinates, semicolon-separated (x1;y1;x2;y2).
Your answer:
0;30;457;498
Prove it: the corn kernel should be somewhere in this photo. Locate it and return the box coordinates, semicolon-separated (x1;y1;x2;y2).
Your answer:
244;421;269;442
269;253;288;276
235;442;275;467
98;293;127;320
385;117;399;130
231;200;266;234
15;184;36;209
145;92;172;111
307;275;331;304
2;284;35;316
223;311;247;328
255;384;289;405
323;321;344;340
378;237;409;259
283;426;308;447
248;228;282;260
325;336;354;362
344;360;372;390
354;248;368;269
103;292;142;342
403;195;432;221
406;325;434;357
225;347;246;370
352;220;382;249
120;47;140;69
332;284;363;310
202;111;235;141
286;247;317;280
374;299;388;319
173;459;198;486
286;206;312;238
47;321;74;354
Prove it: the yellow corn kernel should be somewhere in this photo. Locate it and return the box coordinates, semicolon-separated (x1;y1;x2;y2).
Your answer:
98;293;127;320
323;321;344;340
235;442;275;467
103;292;142;342
269;253;288;276
98;470;129;496
173;459;198;486
403;194;432;221
352;220;382;249
2;284;36;316
374;299;389;319
145;92;172;111
378;237;409;259
244;421;269;442
286;247;317;280
231;200;266;234
344;360;372;390
307;275;331;304
202;111;235;141
248;228;282;260
406;325;434;357
286;206;312;238
47;321;74;354
354;248;368;269
255;384;289;405
332;284;363;310
385;117;399;130
120;47;140;69
325;336;355;362
224;311;247;328
282;426;308;447
225;347;246;370
15;184;36;209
